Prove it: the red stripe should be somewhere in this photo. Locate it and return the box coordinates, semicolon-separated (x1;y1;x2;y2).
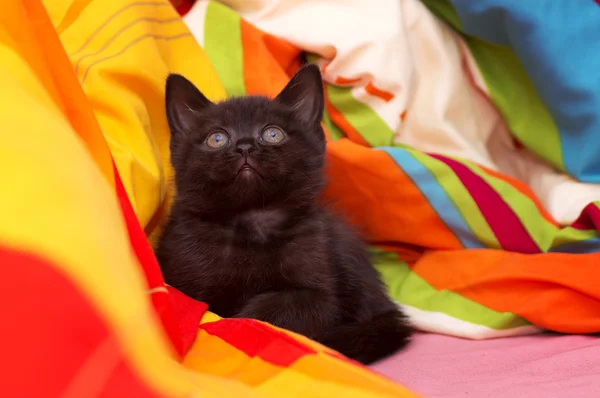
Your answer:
0;246;163;398
111;162;185;357
430;154;541;253
200;319;317;367
166;287;208;352
572;202;600;231
112;162;209;357
173;0;196;16
112;162;164;290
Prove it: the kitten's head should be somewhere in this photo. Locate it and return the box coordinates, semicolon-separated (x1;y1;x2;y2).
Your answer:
165;64;326;215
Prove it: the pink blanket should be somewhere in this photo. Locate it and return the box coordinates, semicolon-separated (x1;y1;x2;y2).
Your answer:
372;333;600;397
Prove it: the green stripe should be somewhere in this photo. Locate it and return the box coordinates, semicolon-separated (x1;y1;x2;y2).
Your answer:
371;248;530;330
203;2;246;97
420;0;462;31
322;106;344;141
420;153;597;251
466;41;564;171
326;84;394;147
407;148;501;249
421;0;564;172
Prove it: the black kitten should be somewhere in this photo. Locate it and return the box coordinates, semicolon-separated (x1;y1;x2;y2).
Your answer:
155;64;412;364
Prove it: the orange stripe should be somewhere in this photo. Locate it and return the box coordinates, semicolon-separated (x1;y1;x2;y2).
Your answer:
365;82;394;102
412;249;600;333
240;18;302;96
374;242;424;265
324;139;463;249
21;0;114;186
56;0;94;34
321;121;333;142
400;110;407;121
335;76;361;85
263;32;302;79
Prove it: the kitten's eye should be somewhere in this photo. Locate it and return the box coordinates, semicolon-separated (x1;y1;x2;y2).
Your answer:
205;131;229;149
261;127;285;144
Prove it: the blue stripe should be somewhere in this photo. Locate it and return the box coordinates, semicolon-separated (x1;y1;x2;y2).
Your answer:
379;147;485;249
450;0;600;182
550;237;600;254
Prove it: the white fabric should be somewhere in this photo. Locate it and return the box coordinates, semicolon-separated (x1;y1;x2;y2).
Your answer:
399;304;543;340
184;0;600;226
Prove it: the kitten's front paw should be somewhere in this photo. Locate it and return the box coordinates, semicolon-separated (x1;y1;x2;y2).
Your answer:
233;293;279;322
233;291;327;338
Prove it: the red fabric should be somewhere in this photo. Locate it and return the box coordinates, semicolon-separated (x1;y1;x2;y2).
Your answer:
112;161;209;357
112;162;185;357
172;0;196;16
0;246;163;397
167;286;208;353
200;318;316;366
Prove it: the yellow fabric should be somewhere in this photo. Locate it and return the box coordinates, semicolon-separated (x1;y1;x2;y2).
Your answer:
1;0;233;396
0;0;416;396
54;0;226;242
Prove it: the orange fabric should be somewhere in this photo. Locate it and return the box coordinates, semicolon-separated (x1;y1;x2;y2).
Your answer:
411;249;600;332
324;139;463;249
241;19;302;96
0;0;418;396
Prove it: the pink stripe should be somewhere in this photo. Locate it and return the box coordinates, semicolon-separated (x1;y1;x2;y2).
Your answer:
430;154;540;253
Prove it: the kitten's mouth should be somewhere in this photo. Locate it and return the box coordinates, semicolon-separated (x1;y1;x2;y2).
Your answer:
235;163;262;179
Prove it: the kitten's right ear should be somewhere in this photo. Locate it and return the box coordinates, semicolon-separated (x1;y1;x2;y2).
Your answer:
165;74;213;138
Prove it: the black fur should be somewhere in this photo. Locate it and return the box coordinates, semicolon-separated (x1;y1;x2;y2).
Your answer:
156;64;412;364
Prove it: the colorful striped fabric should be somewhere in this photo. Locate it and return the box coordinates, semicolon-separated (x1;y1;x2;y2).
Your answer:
0;0;416;396
184;0;600;339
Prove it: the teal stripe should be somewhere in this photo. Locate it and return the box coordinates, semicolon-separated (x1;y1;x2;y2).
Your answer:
380;147;484;248
551;237;600;254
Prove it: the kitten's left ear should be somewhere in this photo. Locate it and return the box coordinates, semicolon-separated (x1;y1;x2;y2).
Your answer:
165;73;213;139
275;64;324;125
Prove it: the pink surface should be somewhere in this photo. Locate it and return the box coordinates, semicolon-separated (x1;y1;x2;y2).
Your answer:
371;333;600;397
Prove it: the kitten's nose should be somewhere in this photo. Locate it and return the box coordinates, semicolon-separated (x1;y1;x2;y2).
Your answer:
235;143;255;157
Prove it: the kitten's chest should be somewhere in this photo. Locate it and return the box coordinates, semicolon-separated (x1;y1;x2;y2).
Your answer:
232;208;288;244
197;243;284;315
